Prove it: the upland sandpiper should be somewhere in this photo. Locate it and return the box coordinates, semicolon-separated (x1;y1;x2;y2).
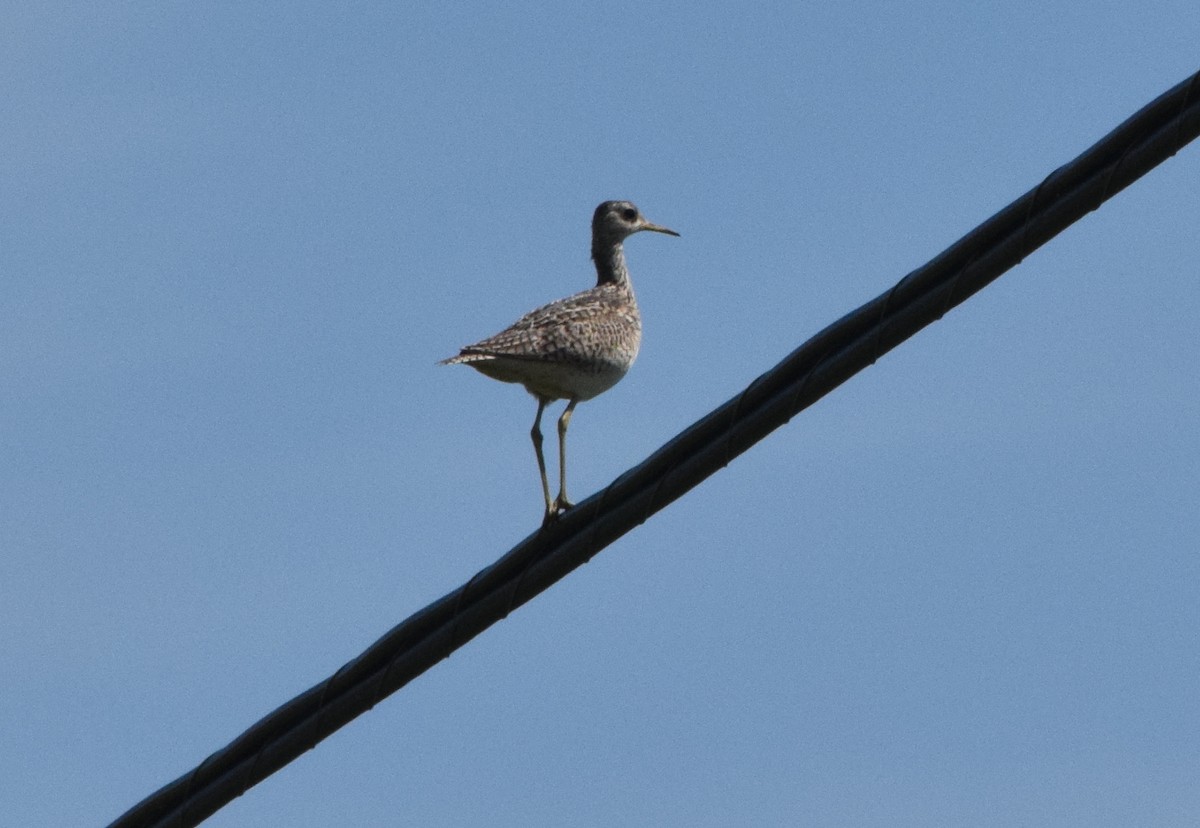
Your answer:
441;200;678;524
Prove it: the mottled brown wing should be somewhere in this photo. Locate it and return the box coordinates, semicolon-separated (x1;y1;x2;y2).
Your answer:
451;286;636;365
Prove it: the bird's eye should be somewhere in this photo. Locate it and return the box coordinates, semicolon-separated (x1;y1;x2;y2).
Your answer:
621;207;637;221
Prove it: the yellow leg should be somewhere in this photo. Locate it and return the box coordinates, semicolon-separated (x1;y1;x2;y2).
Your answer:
554;400;578;513
530;398;553;521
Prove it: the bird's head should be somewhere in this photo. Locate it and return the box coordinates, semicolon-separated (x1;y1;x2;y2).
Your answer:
592;201;680;242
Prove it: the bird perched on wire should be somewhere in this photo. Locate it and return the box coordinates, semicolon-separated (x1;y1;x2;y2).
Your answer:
441;200;679;525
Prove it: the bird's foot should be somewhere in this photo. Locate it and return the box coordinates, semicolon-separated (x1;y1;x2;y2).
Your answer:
540;496;576;527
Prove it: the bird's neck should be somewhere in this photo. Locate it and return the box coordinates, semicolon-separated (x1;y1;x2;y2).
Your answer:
592;239;630;287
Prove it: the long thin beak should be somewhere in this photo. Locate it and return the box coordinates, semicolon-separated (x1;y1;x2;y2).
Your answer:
640;220;680;237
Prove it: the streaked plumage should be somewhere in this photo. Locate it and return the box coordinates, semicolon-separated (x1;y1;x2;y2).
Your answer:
442;200;678;524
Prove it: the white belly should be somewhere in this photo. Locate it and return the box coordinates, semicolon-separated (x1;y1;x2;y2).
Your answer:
471;353;635;401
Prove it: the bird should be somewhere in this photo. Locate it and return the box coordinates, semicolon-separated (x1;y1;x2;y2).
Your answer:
441;200;679;524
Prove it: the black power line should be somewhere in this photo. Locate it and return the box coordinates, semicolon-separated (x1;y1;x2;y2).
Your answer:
110;69;1200;828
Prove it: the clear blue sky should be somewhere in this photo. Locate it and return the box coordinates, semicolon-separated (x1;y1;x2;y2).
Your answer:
3;4;1198;826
